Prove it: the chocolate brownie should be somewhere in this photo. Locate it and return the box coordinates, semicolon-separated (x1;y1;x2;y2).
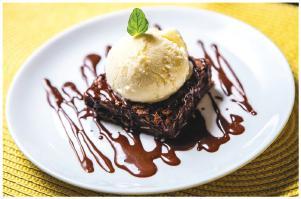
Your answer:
84;57;212;138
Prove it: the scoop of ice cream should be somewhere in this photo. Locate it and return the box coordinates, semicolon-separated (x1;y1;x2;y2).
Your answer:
105;28;192;103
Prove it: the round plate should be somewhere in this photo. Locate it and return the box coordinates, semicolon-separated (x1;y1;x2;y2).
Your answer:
6;7;295;195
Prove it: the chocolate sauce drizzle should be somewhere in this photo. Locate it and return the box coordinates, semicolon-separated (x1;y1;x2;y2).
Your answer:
96;122;180;177
44;41;256;177
198;40;257;115
165;92;244;152
80;54;101;86
44;79;114;173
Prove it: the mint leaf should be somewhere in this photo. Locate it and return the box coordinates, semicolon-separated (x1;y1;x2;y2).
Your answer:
127;8;149;37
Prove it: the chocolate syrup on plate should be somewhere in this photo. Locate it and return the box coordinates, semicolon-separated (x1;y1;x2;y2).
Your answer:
45;77;179;177
198;40;257;115
44;41;256;177
44;79;114;173
165;92;244;152
80;54;101;86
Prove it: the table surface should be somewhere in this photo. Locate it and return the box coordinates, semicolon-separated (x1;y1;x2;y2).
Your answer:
3;3;298;196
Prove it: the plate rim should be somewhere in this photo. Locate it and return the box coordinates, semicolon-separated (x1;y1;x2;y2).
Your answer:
5;6;295;195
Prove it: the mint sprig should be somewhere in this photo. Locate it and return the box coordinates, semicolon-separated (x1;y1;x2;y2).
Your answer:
127;8;149;37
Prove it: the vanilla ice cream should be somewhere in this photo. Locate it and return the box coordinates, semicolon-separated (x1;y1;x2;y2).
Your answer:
105;28;192;103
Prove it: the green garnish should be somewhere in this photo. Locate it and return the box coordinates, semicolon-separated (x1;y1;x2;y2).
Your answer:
127;8;149;37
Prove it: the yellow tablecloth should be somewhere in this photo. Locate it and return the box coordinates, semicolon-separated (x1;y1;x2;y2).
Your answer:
3;3;298;196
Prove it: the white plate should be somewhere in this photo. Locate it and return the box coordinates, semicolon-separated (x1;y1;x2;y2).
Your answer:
6;7;295;195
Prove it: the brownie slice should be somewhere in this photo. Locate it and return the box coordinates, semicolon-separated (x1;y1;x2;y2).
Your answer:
84;57;212;138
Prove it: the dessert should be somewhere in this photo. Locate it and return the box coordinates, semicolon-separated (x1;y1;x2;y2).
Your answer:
84;57;212;138
84;8;212;138
44;8;256;177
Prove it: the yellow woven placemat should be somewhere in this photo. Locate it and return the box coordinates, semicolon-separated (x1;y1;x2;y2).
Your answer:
3;3;298;196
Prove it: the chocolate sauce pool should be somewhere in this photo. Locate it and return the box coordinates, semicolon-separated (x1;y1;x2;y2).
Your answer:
44;41;256;177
